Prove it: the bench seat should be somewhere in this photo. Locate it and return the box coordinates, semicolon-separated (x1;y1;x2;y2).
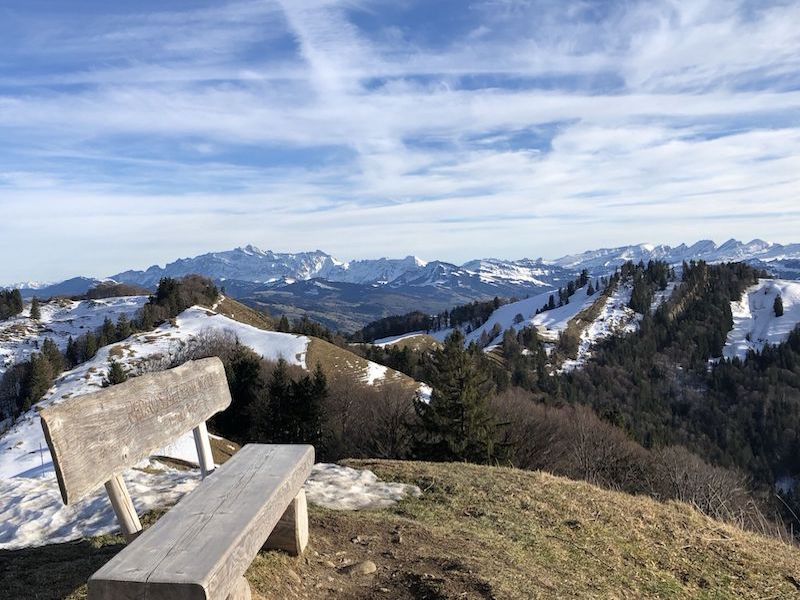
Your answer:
88;444;314;600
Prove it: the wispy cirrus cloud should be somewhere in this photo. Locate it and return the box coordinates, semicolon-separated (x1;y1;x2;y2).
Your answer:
0;0;798;282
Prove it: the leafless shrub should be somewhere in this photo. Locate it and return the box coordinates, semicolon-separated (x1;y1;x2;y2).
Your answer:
492;389;650;493
136;329;240;375
324;378;417;461
649;445;790;540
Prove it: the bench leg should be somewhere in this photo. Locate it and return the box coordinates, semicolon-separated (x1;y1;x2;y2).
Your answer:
104;475;142;543
226;576;252;600
263;489;309;556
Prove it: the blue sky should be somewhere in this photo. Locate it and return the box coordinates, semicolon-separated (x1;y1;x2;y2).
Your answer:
1;0;799;282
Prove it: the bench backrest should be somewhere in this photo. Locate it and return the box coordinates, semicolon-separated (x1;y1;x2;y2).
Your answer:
40;357;232;505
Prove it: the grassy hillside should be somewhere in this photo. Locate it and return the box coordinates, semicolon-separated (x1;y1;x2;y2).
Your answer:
213;297;275;330
306;337;417;389
5;460;798;599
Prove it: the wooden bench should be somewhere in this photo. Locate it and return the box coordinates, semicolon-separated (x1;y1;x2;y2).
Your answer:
39;357;314;600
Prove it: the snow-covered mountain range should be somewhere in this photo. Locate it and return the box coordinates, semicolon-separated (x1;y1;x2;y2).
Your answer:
107;239;800;291
4;239;799;332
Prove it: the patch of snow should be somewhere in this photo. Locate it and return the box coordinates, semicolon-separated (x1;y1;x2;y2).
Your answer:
723;279;800;361
363;361;388;385
0;461;422;549
304;463;422;511
0;463;199;549
373;331;427;347
417;383;432;404
651;281;678;313
175;307;308;367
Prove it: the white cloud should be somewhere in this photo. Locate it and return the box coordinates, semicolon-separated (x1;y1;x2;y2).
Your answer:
0;0;798;282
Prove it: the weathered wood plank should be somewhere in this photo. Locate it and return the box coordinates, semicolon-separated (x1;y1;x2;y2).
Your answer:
226;577;252;600
263;489;308;556
40;357;232;505
104;475;142;543
88;444;314;600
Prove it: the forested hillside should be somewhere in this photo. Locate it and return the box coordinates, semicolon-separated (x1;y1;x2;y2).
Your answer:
352;260;800;539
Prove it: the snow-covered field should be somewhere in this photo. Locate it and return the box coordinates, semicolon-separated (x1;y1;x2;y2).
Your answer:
0;296;148;377
0;300;422;549
464;286;600;347
723;279;800;361
375;287;606;351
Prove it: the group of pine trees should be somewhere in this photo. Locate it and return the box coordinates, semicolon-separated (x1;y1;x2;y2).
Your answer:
212;346;326;448
536;270;608;315
626;260;674;314
0;289;24;320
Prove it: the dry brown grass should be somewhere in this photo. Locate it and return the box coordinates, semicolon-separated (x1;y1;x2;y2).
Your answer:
4;460;799;599
381;334;442;353
306;337;417;392
214;298;274;331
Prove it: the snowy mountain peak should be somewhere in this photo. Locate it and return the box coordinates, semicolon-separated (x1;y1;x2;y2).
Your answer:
238;244;267;256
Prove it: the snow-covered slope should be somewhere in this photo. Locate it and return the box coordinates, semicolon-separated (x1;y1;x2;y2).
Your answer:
463;286;600;347
561;283;640;372
460;258;560;287
723;279;800;361
0;296;148;377
0;306;310;485
0;302;421;549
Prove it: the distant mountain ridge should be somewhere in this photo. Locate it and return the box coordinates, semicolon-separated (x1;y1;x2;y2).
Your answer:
108;239;800;290
550;239;800;271
5;240;800;331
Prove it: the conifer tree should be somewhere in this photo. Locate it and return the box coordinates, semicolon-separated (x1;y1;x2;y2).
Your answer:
29;297;41;321
102;317;116;343
65;336;80;367
414;330;497;463
267;359;293;442
774;294;784;317
116;313;132;340
84;332;98;359
41;338;64;374
23;353;53;410
104;360;128;386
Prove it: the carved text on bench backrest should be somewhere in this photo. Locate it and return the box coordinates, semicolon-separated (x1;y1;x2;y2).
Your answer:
40;357;232;505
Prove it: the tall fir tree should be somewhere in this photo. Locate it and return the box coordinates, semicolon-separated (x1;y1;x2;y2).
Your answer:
774;294;784;317
29;297;41;321
414;330;498;463
116;313;132;339
23;353;54;410
41;338;64;374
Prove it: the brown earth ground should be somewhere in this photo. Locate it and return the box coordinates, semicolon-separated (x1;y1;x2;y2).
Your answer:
2;460;799;599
